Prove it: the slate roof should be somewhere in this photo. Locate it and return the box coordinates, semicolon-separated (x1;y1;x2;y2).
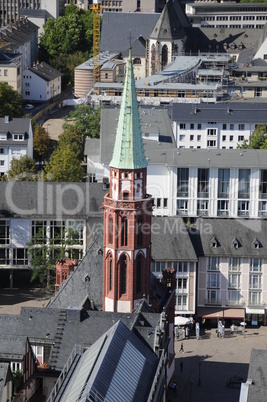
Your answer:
151;217;198;261
0;117;31;146
99;106;174;165
47;231;104;311
170;102;267;123
55;320;158;402
0;363;10;401
0;182;106;219
190;218;267;258
0;335;27;360
100;12;160;55
247;349;267;402
150;0;190;41
26;62;61;82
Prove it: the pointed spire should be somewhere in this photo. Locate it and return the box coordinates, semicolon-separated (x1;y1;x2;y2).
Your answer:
109;48;147;170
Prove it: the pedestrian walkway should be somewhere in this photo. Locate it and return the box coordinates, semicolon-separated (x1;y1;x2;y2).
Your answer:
167;326;267;402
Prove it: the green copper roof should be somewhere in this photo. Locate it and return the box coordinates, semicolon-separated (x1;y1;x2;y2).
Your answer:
109;48;147;169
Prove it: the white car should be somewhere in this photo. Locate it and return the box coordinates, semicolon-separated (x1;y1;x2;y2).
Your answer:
25;104;34;110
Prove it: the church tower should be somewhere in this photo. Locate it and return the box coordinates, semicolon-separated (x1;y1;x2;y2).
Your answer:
102;48;153;313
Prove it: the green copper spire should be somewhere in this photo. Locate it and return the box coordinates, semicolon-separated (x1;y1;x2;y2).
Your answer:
109;48;147;169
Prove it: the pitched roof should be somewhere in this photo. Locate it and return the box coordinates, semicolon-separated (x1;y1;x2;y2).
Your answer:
109;49;147;169
26;61;61;82
100;12;160;55
190;218;267;258
0;182;106;219
0;335;28;359
150;0;189;40
55;320;158;402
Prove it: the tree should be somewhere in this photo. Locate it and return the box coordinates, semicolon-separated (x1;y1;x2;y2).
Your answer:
63;105;101;139
33;125;52;162
28;227;80;287
8;156;37;181
44;144;84;182
239;124;267;149
0;82;24;117
58;126;84;161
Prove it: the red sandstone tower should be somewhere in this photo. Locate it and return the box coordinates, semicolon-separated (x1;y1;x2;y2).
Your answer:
102;49;153;313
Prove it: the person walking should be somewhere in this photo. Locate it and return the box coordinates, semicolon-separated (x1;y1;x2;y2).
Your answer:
179;342;184;353
182;327;186;340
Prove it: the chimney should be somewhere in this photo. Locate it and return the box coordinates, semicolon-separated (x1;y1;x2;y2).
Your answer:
4;116;9;124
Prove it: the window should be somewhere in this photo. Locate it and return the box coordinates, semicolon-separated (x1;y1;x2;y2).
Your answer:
120;254;127;295
222;124;227;130
222;135;226;141
207;140;216;147
190;135;194;141
251;258;261;272
177;168;189;196
254;87;262;97
197;135;201;141
197;199;209;215
207;128;217;136
259;201;267;217
198;124;202;130
0;220;9;245
177;295;187;309
238;135;244;142
238;200;249;216
178;277;187;290
105;73;108;79
123;192;129;200
0;148;4;154
13;248;28;266
121;216;128;246
198;168;209;197
229;135;233;142
13;134;24;141
133;58;141;65
230;124;234;130
0;161;4;166
163;198;168;208
238;124;245;130
218;168;230;197
156;198;161;208
4;70;8;76
177;200;188;215
238;169;250;198
260;170;267;198
179;135;185;142
32;220;47;244
108;216;113;244
109;256;113;291
217;200;229;216
179;123;186;129
50;221;65;244
68;220;84;246
0;248;9;265
178;262;188;273
190;123;194;130
208;257;219;271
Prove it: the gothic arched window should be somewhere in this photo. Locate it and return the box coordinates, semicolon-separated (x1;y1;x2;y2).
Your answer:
162;45;168;69
121;216;128;246
120;254;127;295
137;217;143;247
108;216;113;244
136;256;142;294
109;255;113;291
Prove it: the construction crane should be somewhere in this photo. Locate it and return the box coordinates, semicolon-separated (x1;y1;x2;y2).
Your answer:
90;0;101;84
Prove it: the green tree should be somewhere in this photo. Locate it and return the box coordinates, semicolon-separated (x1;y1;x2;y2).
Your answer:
33;125;52;162
44;144;84;182
58;126;84;161
239;124;267;149
8;155;37;181
28;227;80;287
63;105;101;139
0;83;24;117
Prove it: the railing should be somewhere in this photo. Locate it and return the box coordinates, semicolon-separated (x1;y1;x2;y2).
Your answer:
47;344;82;402
205;299;221;305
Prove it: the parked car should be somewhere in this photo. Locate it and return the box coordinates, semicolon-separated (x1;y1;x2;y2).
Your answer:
25;104;34;110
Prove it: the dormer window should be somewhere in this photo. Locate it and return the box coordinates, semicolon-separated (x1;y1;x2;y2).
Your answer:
253;239;261;249
232;238;240;250
13;134;24;141
0;133;7;140
210;237;218;248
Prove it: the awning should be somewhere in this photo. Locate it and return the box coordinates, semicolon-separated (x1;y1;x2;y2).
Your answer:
246;308;265;315
199;308;244;320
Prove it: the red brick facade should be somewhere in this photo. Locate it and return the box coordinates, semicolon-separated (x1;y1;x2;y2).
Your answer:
103;167;153;312
55;259;78;291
